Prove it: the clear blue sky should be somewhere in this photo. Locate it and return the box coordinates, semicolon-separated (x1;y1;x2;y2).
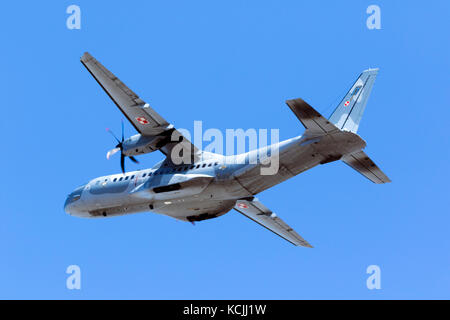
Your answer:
1;1;449;299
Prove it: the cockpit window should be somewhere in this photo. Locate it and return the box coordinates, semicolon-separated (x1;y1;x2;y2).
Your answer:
65;184;85;206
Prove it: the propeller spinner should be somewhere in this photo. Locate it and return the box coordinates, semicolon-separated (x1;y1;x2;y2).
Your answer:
106;121;139;173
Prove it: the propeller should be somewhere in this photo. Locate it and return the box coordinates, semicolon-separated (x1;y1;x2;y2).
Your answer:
106;121;139;173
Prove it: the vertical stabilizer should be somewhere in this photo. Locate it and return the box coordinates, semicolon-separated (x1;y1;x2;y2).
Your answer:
329;68;378;133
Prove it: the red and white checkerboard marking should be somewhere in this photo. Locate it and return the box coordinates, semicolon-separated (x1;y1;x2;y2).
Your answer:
344;100;350;107
237;203;248;209
136;117;149;125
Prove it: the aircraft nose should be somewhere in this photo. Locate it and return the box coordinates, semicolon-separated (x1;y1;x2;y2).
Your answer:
64;196;71;212
64;184;86;215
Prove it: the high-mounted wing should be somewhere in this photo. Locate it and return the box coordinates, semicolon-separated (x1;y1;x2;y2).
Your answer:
234;198;313;247
80;52;199;162
81;52;169;136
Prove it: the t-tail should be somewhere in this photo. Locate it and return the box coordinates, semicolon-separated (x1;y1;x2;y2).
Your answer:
286;68;391;184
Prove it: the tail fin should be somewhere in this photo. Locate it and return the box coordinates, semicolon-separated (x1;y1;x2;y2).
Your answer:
329;68;378;133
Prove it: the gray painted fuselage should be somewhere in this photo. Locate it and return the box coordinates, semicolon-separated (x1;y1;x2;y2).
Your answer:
64;130;365;222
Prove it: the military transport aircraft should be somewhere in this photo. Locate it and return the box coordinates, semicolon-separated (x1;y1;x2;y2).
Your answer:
64;52;390;247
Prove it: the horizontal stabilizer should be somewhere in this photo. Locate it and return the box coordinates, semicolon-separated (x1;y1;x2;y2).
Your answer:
286;98;339;134
234;198;312;247
342;150;391;184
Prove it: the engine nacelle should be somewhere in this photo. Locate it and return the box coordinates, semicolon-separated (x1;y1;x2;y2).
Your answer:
122;134;168;157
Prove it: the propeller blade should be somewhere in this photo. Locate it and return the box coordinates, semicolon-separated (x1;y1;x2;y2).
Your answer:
106;128;121;144
120;153;125;174
121;120;124;142
108;121;135;173
106;147;120;160
129;156;139;164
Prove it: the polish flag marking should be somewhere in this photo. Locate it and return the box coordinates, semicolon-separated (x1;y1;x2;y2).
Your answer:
344;101;350;107
237;203;248;209
136;117;149;125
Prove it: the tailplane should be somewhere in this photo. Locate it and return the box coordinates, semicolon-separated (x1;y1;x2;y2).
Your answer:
329;68;378;133
342;150;391;184
285;68;390;184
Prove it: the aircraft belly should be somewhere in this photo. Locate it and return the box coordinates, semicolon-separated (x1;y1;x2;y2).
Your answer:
279;143;323;176
234;164;293;195
153;198;236;221
88;201;150;218
233;133;364;195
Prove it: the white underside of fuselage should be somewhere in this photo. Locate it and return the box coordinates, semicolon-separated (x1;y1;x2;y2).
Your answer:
66;130;365;222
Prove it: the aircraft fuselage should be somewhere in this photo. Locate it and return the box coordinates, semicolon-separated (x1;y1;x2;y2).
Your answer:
64;130;365;222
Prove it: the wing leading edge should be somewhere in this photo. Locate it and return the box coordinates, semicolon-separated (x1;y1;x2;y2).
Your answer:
80;52;199;162
234;198;313;248
81;52;169;136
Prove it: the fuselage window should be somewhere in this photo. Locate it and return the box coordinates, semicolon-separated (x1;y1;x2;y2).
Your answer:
142;173;146;177
113;178;117;182
208;163;212;167
214;162;218;166
202;164;206;168
196;165;201;169
119;177;123;181
125;176;129;180
131;175;135;179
